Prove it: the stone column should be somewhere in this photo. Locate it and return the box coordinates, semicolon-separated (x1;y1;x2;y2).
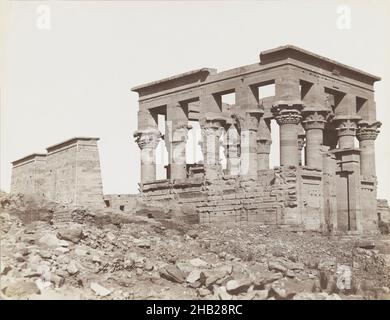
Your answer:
134;128;162;184
169;122;191;180
200;113;226;180
333;115;361;149
225;123;240;175
323;123;338;150
257;118;272;170
238;109;264;176
302;109;329;169
272;104;302;167
333;115;362;233
357;120;381;180
297;123;305;166
166;103;190;180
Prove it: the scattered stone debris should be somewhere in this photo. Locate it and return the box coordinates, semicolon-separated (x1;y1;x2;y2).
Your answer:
90;282;112;297
1;191;390;300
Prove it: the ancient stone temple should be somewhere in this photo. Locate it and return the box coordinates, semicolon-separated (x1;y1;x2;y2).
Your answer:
132;45;382;234
11;137;104;207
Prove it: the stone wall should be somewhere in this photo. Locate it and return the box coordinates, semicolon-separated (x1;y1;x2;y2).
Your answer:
360;179;378;232
141;162;380;234
10;154;47;196
299;167;324;231
141;167;311;228
46;143;78;205
11;137;104;208
378;199;390;224
103;194;139;212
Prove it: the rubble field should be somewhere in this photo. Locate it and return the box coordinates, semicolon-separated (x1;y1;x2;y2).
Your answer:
1;192;390;300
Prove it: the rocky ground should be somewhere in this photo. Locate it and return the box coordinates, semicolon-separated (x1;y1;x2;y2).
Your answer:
1;192;390;300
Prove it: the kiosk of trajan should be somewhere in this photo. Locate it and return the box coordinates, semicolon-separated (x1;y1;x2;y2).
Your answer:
132;45;383;234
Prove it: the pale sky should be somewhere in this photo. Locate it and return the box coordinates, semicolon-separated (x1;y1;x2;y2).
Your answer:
1;0;389;201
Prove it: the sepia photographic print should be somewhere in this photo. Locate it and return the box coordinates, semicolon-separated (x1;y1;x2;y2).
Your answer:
1;0;390;310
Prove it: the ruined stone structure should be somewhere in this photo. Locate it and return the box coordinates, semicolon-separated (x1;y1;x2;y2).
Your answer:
103;194;138;212
10;153;47;196
11;137;104;207
378;199;390;225
132;45;382;234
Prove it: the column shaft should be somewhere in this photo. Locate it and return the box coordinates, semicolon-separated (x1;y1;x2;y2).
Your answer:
305;128;323;168
169;123;190;180
359;139;375;178
134;128;162;184
333;115;362;232
258;140;271;170
140;147;156;183
166;103;189;180
225;125;240;175
200;114;226;179
237;109;264;176
240;129;258;176
257;118;271;170
357;121;381;179
280;123;299;166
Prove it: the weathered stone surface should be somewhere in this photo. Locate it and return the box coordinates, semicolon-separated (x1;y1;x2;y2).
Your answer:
135;239;151;249
57;225;83;244
186;270;206;284
11;138;104;207
189;258;208;268
226;279;252;295
197;288;212;297
66;261;79;275
293;292;342;300
159;265;186;283
39;234;69;248
90;282;112;297
214;286;233;300
268;260;287;273
3;280;41;297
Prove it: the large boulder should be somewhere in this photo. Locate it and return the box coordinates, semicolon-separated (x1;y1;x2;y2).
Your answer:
159;265;186;283
3;280;41;298
39;234;69;248
57;224;83;243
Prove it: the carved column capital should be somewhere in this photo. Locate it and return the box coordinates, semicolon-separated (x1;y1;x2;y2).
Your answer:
171;123;191;143
200;112;227;129
134;128;162;149
333;115;361;138
272;104;302;125
257;138;272;154
357;121;381;141
235;109;264;131
302;109;330;130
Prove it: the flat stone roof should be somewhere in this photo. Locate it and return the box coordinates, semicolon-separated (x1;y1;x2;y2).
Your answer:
11;153;46;166
131;45;381;100
259;45;381;83
131;68;217;93
46;137;100;153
